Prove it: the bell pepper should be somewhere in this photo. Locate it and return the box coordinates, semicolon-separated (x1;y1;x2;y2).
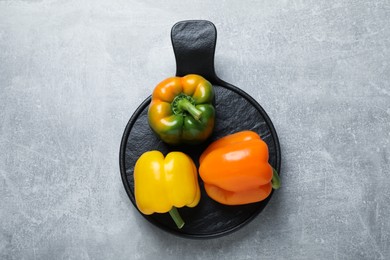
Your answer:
134;150;200;228
199;130;280;205
148;74;215;145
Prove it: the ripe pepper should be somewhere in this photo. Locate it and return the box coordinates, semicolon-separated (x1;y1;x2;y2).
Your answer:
199;131;281;205
148;74;215;145
134;150;200;228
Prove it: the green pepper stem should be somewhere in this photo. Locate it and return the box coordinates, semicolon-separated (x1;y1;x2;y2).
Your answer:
271;167;281;190
177;98;202;121
168;207;185;229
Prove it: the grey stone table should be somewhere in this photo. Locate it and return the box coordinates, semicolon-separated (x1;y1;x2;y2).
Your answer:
1;1;389;259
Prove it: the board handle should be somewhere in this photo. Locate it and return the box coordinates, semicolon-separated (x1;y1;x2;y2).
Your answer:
171;20;220;83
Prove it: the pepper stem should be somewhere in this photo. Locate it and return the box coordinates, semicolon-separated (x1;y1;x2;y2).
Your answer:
173;95;202;121
168;207;185;229
271;167;281;190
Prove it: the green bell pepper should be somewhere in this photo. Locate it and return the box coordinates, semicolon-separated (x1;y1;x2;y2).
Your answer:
148;74;215;145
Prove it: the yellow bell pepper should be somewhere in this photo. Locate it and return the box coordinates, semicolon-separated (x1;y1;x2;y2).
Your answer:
134;150;200;229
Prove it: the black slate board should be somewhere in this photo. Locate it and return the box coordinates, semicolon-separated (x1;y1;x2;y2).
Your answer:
119;20;281;239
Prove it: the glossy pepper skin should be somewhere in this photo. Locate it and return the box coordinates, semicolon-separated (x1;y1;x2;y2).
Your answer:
148;74;215;145
134;150;200;228
199;131;281;205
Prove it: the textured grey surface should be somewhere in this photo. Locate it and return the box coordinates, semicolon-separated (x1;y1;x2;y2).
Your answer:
1;0;389;259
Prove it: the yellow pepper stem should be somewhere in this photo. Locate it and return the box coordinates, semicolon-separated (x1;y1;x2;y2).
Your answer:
271;167;281;190
168;207;185;229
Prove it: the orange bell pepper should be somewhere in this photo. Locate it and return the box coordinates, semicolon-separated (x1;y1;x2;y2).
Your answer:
199;130;280;205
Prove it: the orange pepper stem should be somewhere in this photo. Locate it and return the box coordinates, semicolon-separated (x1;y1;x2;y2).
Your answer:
168;207;185;229
172;94;202;121
271;167;281;190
